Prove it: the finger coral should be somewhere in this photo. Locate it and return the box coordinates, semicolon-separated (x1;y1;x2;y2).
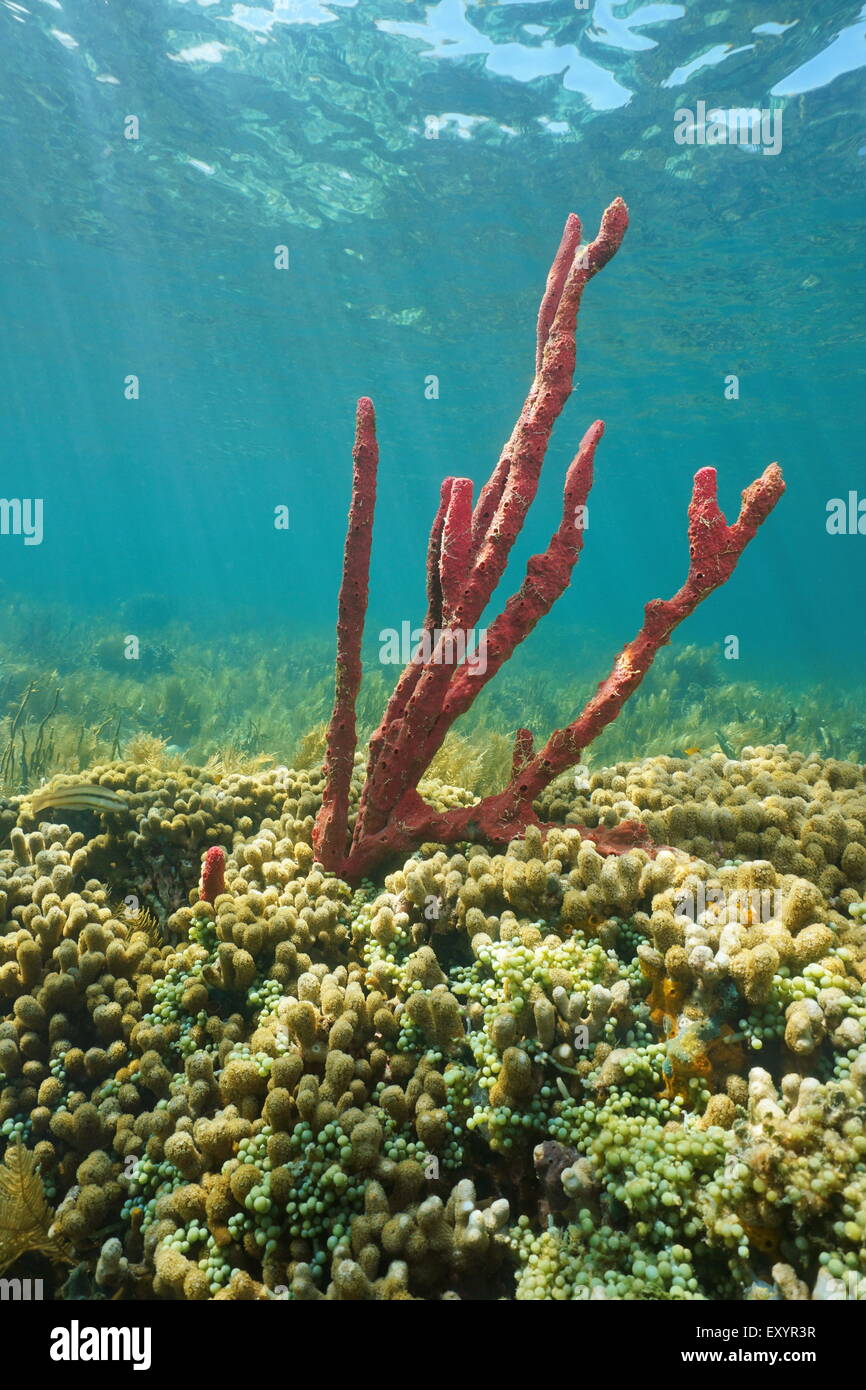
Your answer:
0;743;865;1301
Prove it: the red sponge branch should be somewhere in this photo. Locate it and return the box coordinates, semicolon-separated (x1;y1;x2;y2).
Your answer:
351;202;629;849
312;398;378;869
511;729;534;780
444;419;601;722
312;202;785;882
506;461;785;806
440;478;474;625
399;418;603;791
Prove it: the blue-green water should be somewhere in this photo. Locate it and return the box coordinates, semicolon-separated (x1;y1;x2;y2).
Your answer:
3;2;866;1315
0;0;863;739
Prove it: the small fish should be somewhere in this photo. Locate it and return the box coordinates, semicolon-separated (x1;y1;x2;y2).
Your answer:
740;1217;782;1259
533;1140;579;1212
683;746;701;756
28;783;129;815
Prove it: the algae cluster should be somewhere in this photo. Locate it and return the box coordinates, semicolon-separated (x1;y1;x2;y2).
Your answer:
0;742;865;1299
1;595;863;799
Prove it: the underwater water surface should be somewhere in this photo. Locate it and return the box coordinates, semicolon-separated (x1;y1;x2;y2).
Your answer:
0;0;862;697
0;0;865;1317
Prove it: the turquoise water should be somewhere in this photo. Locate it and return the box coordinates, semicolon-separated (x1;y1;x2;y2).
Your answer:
3;2;866;1316
0;0;863;727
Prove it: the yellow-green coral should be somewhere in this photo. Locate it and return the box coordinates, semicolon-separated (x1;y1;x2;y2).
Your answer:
1;743;866;1301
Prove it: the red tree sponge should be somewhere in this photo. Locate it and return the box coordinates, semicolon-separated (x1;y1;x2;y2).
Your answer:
199;846;226;904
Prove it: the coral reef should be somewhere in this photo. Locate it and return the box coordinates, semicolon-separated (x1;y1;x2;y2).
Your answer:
315;203;784;880
1;743;865;1299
